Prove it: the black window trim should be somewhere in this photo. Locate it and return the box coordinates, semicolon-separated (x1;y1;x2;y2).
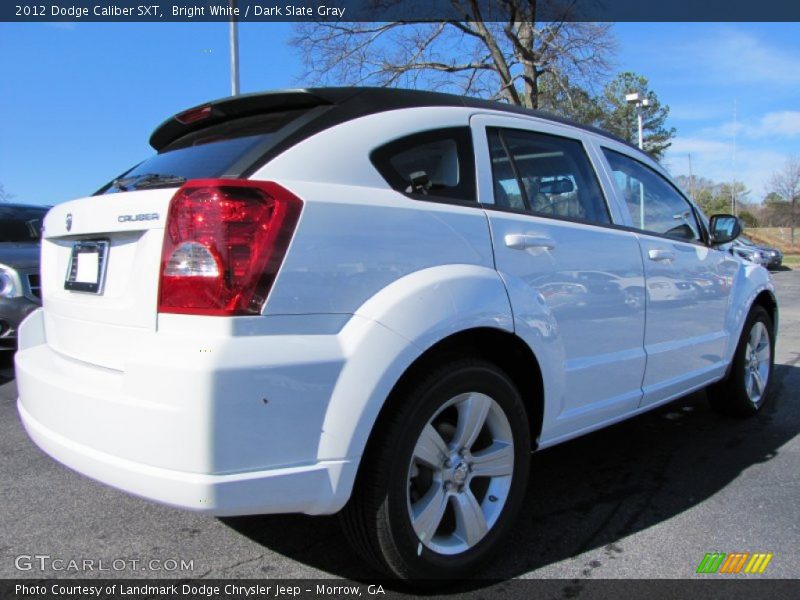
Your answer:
370;126;478;205
493;128;531;211
600;146;711;247
486;125;614;227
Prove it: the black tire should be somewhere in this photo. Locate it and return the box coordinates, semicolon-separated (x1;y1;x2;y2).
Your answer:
340;358;531;580
707;305;775;417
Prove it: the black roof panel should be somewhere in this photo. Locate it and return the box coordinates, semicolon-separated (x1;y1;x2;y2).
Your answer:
151;87;640;154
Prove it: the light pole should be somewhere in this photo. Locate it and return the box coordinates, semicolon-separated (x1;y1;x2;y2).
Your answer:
625;92;649;229
731;99;738;215
625;92;650;150
229;0;240;96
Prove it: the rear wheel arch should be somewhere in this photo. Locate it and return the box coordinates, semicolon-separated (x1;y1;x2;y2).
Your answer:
358;327;545;477
341;330;543;577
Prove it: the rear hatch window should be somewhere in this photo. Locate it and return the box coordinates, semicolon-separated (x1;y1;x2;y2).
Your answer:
100;109;310;194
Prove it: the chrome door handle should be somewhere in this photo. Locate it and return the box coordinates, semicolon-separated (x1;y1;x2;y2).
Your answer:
504;234;556;251
648;249;675;262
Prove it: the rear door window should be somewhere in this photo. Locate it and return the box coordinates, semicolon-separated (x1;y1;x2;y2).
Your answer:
371;128;476;203
488;127;611;225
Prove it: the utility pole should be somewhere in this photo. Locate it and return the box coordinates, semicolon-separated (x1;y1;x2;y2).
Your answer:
688;154;695;201
732;99;737;215
229;0;240;96
625;92;649;229
636;106;643;149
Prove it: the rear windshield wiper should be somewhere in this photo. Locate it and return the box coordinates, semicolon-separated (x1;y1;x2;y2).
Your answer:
113;173;187;191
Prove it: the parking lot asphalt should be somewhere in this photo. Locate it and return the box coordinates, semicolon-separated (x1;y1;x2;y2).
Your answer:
1;270;798;583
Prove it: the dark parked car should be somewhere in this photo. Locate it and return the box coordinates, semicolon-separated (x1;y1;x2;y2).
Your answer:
731;236;783;270
0;204;48;349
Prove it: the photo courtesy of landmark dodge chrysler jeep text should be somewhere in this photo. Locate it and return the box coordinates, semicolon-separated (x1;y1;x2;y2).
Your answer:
15;88;778;579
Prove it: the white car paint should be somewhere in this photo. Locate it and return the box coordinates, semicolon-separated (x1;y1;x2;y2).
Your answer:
15;101;776;516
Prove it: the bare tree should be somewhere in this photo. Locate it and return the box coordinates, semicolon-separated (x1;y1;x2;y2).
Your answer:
0;183;13;202
768;156;800;245
291;1;616;110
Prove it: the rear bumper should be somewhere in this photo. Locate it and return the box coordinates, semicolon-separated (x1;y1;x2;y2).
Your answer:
18;400;350;516
14;308;358;516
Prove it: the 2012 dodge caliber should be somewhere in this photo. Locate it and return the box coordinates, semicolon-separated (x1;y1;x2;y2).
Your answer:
16;88;777;579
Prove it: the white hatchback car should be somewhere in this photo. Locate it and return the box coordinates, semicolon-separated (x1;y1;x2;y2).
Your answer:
16;88;777;579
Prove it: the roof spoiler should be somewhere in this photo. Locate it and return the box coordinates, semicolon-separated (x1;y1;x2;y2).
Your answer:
148;89;338;150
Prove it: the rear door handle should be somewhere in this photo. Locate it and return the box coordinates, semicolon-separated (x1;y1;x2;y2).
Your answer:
504;234;556;251
648;249;675;262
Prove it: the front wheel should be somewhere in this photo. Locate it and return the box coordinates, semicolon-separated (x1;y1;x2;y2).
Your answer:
708;305;775;417
340;359;531;579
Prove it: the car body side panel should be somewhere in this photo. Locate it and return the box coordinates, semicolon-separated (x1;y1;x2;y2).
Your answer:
469;113;647;443
636;235;738;407
587;136;776;401
256;181;496;316
249;108;500;316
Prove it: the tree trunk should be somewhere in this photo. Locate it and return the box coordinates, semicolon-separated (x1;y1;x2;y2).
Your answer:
516;21;537;109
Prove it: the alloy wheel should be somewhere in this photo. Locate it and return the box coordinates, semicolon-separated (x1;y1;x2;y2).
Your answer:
406;392;514;555
744;321;771;406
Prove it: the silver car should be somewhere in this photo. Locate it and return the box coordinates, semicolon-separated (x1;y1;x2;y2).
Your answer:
731;236;783;269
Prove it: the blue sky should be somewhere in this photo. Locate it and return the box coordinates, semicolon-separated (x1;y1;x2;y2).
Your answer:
1;21;798;206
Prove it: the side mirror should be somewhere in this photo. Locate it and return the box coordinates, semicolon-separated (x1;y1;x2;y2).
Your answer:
709;214;742;245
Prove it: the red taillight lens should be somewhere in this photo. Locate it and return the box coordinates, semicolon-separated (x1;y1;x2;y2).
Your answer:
158;179;303;316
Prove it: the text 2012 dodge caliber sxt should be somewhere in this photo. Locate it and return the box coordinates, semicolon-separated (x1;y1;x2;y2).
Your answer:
16;88;777;579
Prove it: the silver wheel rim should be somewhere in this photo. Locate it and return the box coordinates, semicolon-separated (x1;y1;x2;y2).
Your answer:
406;392;514;556
744;321;771;406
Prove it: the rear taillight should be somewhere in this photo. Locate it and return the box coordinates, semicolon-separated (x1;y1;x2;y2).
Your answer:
158;179;303;316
